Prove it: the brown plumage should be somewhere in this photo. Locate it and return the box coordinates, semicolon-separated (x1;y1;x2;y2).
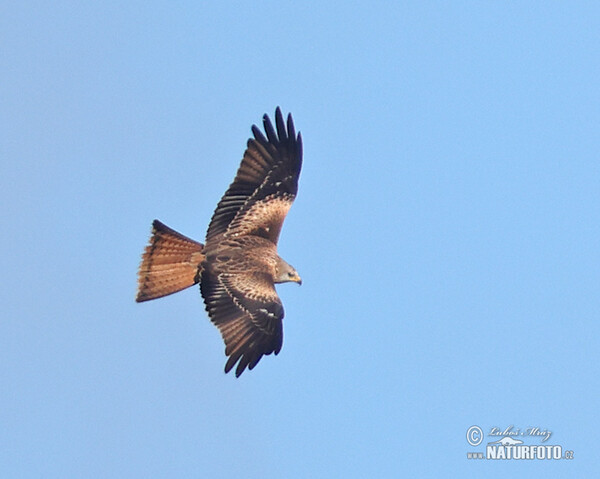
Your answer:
136;108;302;377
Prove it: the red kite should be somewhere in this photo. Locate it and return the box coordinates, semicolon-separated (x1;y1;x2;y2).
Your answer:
136;108;302;377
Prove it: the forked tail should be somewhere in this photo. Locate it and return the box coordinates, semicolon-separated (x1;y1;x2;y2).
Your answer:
136;220;205;302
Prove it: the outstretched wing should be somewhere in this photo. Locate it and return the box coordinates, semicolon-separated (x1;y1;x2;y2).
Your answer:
201;270;284;377
205;107;303;245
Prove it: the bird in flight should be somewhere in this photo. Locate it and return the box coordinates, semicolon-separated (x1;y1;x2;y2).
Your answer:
136;108;303;377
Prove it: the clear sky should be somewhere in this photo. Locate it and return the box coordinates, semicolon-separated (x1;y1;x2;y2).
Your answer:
2;2;599;477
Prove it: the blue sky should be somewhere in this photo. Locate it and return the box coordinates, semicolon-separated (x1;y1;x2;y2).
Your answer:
2;1;599;477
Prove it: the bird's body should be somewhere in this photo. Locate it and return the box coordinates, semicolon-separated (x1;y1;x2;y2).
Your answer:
136;108;302;376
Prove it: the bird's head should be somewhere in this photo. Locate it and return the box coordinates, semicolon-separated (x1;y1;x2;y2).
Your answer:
275;257;302;285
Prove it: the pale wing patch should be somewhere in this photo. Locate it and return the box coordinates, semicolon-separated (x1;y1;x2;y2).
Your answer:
226;194;293;243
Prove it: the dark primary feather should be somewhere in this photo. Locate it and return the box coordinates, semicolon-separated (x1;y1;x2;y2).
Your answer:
200;270;284;377
205;107;302;244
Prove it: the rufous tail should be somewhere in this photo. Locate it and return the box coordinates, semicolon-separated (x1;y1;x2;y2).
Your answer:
136;220;205;302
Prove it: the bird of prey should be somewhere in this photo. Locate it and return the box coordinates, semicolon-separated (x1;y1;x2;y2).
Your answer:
136;108;302;377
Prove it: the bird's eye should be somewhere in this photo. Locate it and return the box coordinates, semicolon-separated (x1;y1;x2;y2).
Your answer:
288;272;295;277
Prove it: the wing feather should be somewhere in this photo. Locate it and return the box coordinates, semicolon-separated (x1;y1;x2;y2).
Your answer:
201;271;284;377
206;107;302;244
